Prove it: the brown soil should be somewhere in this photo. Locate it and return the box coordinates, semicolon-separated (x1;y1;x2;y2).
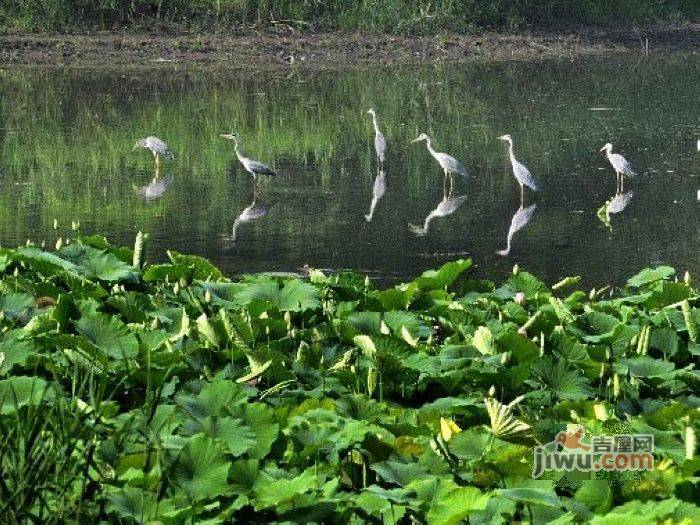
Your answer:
0;25;697;70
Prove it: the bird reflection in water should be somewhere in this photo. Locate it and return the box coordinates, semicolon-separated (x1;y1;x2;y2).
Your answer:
134;174;174;202
228;195;271;242
496;203;537;256
408;191;467;236
597;190;633;230
365;170;386;222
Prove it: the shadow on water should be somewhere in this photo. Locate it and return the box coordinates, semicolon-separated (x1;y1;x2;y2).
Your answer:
0;53;697;287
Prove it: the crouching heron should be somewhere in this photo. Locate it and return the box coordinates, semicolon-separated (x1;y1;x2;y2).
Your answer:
600;143;636;193
221;133;277;193
411;133;469;195
498;135;538;205
133;136;174;171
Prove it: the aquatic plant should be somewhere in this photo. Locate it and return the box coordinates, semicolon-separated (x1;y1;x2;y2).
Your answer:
0;233;698;522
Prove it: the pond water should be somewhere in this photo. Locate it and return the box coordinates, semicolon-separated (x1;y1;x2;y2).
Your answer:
0;54;698;286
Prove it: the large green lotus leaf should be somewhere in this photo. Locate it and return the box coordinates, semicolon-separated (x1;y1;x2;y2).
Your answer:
0;335;35;374
422;479;490;525
499;271;549;299
75;312;138;360
229;458;260;493
410;259;472;291
383;310;425;338
347;311;382;334
106;485;155;521
575;479;613;514
252;468;317;510
0;292;34;320
14;246;79;276
472;326;495;355
497;486;561;508
142;263;189;283
645;281;690;309
176;380;249;419
59;243;138;282
168;251;223;281
79;234;133;264
0;375;53;414
172;435;231;501
241;403;279;459
277;279;320;312
469;495;517;525
496;330;539;363
626;266;675;288
613;356;676;378
181;416;255;457
448;428;491;462
533;358;593;401
589;498;698;524
371;460;431;487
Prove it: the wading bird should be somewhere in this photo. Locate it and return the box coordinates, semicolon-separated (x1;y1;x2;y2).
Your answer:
367;108;387;166
411;133;469;194
498;135;538;204
496;203;537;256
408;194;467;236
133;136;174;171
365;170;386;223
220;133;277;193
600;143;636;193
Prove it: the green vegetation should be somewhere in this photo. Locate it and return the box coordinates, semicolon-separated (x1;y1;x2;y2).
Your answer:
0;231;698;523
0;0;697;33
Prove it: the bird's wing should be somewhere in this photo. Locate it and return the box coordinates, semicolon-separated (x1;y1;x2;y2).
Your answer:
442;154;469;178
244;158;277;176
612;154;636;176
146;137;174;159
372;171;387;198
375;133;387;161
514;160;537;191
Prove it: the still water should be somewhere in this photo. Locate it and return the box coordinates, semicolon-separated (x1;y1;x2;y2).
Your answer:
0;55;698;286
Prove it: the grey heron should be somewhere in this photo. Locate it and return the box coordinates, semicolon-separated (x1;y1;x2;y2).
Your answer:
600;143;636;193
411;133;469;194
367;108;387;166
365;169;386;222
496;203;537;256
409;194;467;236
498;135;538;205
133;136;174;170
221;133;277;193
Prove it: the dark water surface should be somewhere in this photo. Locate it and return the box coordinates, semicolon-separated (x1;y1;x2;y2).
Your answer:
0;54;698;286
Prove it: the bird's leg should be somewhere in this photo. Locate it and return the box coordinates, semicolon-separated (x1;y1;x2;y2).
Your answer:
620;174;624;193
519;183;524;207
154;162;161;179
616;172;621;194
443;172;447;197
448;173;454;196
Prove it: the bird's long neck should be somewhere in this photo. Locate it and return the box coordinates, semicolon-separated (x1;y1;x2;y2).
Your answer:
507;140;516;163
425;138;438;159
371;114;381;135
233;140;243;160
605;147;613;160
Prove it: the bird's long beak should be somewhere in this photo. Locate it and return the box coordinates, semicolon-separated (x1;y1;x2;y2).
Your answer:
220;133;235;140
410;137;421;143
497;135;507;140
132;144;139;151
599;146;606;152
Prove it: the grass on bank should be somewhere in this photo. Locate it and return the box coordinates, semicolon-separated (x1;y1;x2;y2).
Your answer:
0;0;697;34
0;231;698;522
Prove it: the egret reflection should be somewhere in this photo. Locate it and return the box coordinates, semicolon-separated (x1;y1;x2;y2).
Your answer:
134;174;173;201
365;170;386;222
229;196;271;242
496;203;537;256
409;194;467;236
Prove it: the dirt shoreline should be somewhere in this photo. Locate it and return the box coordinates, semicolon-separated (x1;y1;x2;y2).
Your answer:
0;25;697;70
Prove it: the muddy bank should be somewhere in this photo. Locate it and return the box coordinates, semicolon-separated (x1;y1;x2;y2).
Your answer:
0;25;697;69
